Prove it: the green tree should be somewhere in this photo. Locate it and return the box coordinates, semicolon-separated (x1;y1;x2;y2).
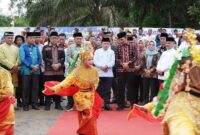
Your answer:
0;15;12;26
9;0;200;28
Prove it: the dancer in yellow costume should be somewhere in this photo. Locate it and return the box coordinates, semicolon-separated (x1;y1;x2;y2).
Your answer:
128;29;200;135
45;44;101;135
160;29;200;135
0;67;15;135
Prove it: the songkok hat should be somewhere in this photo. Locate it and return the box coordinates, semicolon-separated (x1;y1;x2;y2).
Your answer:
166;37;175;42
50;32;58;37
160;33;168;38
102;37;110;42
34;32;41;37
73;32;83;37
117;32;126;39
26;32;35;37
127;36;134;41
4;32;14;37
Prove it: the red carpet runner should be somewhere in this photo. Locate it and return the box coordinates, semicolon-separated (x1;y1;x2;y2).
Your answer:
47;110;161;135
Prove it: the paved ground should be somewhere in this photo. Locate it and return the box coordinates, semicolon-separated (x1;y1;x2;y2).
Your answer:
14;101;67;135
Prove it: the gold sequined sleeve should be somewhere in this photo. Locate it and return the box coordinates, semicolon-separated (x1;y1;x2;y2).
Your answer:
94;69;99;89
0;71;13;101
52;69;77;93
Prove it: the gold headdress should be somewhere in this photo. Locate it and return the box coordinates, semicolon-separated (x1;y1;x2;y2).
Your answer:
79;44;94;62
184;28;200;67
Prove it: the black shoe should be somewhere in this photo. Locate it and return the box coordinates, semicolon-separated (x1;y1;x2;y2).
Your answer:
23;106;29;111
32;105;40;110
116;105;124;111
65;104;73;111
15;106;20;110
39;101;45;106
110;100;117;104
55;105;64;110
104;104;112;111
17;102;23;107
44;105;51;111
117;105;124;111
124;104;130;108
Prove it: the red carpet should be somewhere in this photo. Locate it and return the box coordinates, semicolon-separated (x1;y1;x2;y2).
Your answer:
47;110;162;135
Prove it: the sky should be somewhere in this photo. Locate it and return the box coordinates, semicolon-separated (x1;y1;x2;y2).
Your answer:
0;0;12;16
0;0;26;16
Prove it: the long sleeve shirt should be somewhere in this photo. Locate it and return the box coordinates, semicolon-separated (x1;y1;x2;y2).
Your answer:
19;44;41;75
0;43;19;70
115;43;137;72
64;48;69;77
94;47;115;77
66;44;81;65
156;48;176;80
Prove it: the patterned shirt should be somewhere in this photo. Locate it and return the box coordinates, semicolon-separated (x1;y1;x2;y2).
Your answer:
115;43;137;72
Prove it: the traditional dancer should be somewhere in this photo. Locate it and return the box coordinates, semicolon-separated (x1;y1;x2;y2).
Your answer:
44;44;103;135
128;29;200;135
0;67;15;135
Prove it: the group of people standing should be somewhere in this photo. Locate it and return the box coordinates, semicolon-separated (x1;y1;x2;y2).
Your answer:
1;26;198;135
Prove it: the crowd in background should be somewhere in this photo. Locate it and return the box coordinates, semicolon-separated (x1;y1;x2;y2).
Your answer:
0;26;200;111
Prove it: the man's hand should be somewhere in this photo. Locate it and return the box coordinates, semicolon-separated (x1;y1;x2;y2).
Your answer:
52;64;58;71
122;62;130;71
32;66;39;72
134;65;141;71
157;70;164;75
144;69;151;77
100;66;108;72
10;65;18;73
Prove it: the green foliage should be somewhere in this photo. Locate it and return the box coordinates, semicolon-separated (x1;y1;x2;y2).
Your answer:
188;4;200;26
6;0;200;28
0;16;12;26
15;16;29;26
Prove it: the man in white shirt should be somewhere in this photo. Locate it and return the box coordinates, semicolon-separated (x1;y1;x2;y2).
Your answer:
94;37;115;110
156;37;176;83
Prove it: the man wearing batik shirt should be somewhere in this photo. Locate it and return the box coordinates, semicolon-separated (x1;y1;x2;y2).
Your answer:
115;32;137;110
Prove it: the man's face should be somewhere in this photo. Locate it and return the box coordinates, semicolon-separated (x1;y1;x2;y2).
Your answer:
165;41;174;50
35;36;41;44
160;37;166;46
133;29;137;35
118;37;127;45
50;36;58;45
139;29;143;35
59;36;66;45
5;36;13;45
102;42;110;50
27;36;35;45
74;37;83;45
